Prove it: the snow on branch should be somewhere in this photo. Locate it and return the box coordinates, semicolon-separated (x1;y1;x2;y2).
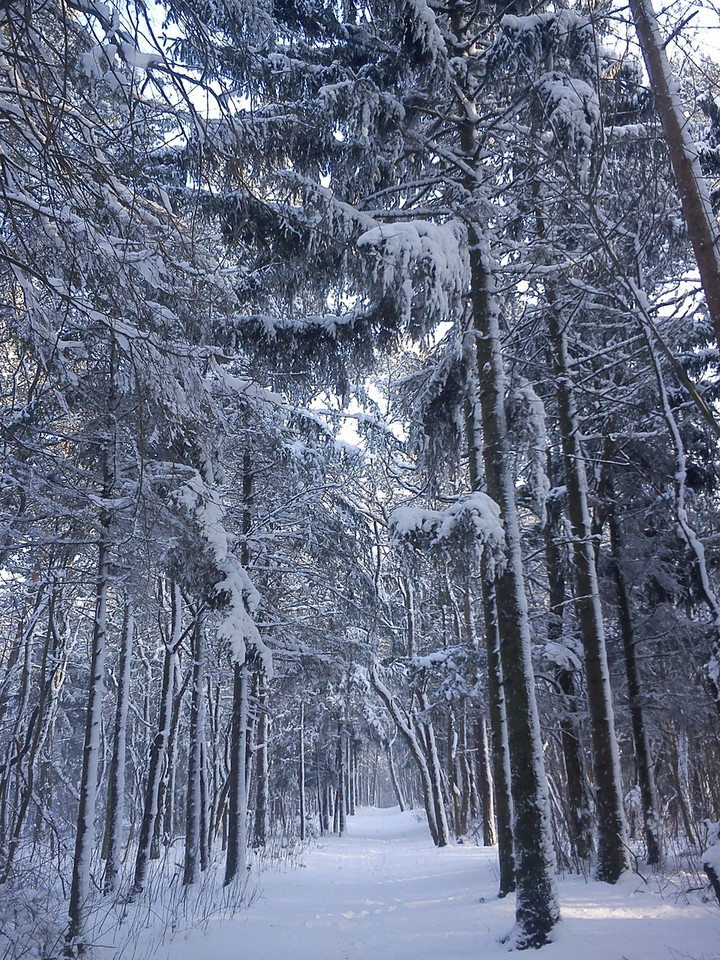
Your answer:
174;473;272;677
389;492;505;577
357;220;469;332
492;9;597;80
405;0;447;61
536;72;600;186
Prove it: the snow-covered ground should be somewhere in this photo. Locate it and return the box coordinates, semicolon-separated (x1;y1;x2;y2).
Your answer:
126;807;720;960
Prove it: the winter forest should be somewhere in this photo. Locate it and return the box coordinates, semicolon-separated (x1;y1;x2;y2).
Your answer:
2;0;720;956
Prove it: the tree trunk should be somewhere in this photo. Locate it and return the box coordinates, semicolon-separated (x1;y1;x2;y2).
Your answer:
605;487;663;865
132;581;182;895
224;662;250;883
475;716;496;847
66;524;111;953
628;0;720;350
299;703;307;841
184;610;206;885
371;667;440;844
470;234;559;945
387;741;406;812
253;674;269;848
466;396;515;891
104;603;134;893
337;721;347;836
543;460;595;864
546;299;630;883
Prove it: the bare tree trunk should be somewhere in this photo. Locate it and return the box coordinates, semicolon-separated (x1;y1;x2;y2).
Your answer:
104;603;134;893
469;234;559;944
628;0;720;348
546;297;629;883
299;703;307;841
476;716;496;847
184;610;206;885
605;485;663;866
337;721;347;836
132;581;182;895
224;662;250;884
466;396;515;892
386;740;406;812
371;667;440;844
252;674;268;848
543;459;594;864
66;520;111;954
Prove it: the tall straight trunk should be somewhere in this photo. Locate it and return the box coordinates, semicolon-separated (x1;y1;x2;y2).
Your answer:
299;703;307;841
337;722;347;836
418;692;450;846
132;581;182;894
253;674;268;848
66;520;111;954
199;740;210;871
475;716;496;848
606;489;663;865
546;300;629;883
224;662;250;883
103;603;134;893
386;741;406;812
225;451;253;883
543;462;594;863
184;611;206;885
482;577;517;897
628;0;720;349
465;397;515;890
448;712;462;838
348;738;357;817
470;235;559;945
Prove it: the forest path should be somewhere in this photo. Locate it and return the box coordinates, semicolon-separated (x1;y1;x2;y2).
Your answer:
153;807;720;960
162;807;506;960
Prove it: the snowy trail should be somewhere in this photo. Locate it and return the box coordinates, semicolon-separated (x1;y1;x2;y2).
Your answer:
145;807;720;960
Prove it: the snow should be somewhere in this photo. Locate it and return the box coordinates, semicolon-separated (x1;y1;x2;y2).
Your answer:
123;807;720;960
389;494;506;577
357;220;469;330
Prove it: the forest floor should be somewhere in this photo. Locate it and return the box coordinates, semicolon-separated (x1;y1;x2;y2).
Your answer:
118;807;720;960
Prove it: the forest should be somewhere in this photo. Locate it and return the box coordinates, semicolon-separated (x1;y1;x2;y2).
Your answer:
1;0;720;956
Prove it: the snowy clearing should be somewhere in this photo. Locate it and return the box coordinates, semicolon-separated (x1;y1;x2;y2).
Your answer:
125;807;720;960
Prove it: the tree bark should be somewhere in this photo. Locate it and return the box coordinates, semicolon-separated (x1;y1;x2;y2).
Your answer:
103;603;134;893
184;610;206;884
543;460;594;864
470;237;559;944
628;0;720;349
252;674;269;848
132;581;182;895
66;521;111;953
224;661;250;884
605;484;663;866
546;301;630;883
